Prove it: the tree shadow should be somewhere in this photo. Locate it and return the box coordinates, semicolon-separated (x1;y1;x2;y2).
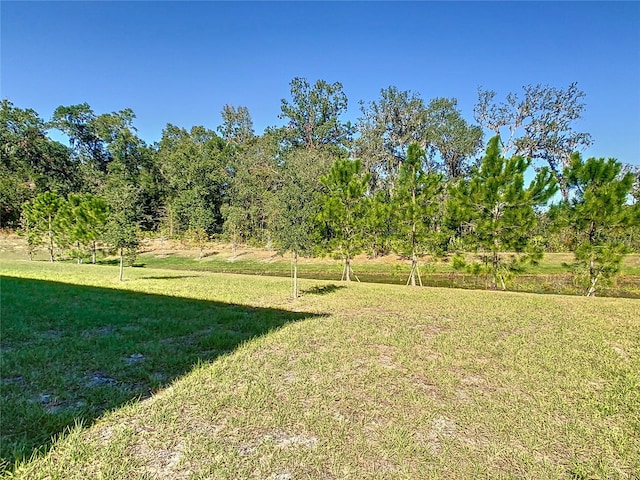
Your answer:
140;275;202;280
301;284;346;295
0;276;323;471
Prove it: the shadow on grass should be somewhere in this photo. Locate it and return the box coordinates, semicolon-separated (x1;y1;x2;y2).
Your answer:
96;259;146;268
301;284;347;296
0;276;323;472
140;275;203;280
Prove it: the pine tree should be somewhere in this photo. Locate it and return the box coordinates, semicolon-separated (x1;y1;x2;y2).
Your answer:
392;143;444;286
318;158;371;282
21;192;64;262
448;136;557;290
56;193;109;263
564;155;637;296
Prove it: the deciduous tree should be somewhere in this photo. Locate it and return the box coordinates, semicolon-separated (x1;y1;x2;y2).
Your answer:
424;97;483;179
102;161;141;281
272;149;331;298
222;132;280;246
1;100;75;227
474;83;592;198
217;104;255;147
279;77;354;153
157;124;227;238
356;86;428;191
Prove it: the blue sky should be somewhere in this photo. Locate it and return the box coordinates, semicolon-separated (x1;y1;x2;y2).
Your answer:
2;1;639;164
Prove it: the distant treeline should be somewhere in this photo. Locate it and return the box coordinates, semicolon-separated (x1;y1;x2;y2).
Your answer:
2;78;639;294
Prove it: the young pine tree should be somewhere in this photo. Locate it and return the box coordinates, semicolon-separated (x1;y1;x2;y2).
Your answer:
21;192;64;262
448;136;557;290
318;158;371;282
392;143;444;286
564;154;637;296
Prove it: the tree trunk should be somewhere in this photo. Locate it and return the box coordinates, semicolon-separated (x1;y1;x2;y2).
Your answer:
587;259;598;297
48;214;54;263
408;252;418;287
292;250;298;299
491;252;499;290
557;173;569;203
119;247;125;282
408;186;419;287
91;241;97;264
345;254;351;282
168;206;175;238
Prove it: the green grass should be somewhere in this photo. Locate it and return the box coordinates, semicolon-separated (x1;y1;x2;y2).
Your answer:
0;263;320;472
1;259;639;479
131;249;640;298
2;234;639;297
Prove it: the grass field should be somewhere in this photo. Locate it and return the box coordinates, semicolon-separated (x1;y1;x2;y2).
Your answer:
1;258;639;479
2;233;640;297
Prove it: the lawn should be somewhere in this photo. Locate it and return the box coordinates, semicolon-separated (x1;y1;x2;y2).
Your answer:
1;259;639;479
2;234;639;297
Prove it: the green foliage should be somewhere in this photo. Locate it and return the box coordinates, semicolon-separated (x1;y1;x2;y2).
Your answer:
217;104;255;146
102;162;142;280
21;192;64;262
362;190;394;257
356;87;429;191
448;136;557;289
357;89;483;192
272;149;329;255
474;83;592;198
563;155;637;295
424;97;483;179
50;103;109;172
279;77;354;152
271;149;331;297
55;193;109;263
1;100;75;227
318;158;371;281
221;133;280;246
391;143;444;285
157;124;227;237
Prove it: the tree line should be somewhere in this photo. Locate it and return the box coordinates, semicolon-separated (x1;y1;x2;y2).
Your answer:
1;78;638;294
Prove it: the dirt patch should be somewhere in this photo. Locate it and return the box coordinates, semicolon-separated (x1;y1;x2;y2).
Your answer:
86;372;117;388
125;353;145;365
238;431;319;457
132;438;188;480
38;329;63;340
82;326;116;338
1;375;24;385
426;416;458;455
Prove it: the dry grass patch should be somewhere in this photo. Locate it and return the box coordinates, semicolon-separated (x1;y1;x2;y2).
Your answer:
2;260;639;479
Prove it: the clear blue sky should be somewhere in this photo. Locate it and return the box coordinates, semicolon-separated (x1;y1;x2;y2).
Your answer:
2;1;639;164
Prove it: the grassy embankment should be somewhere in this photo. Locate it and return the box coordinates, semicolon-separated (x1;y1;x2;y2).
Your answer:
1;259;639;479
3;233;638;297
132;246;640;297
